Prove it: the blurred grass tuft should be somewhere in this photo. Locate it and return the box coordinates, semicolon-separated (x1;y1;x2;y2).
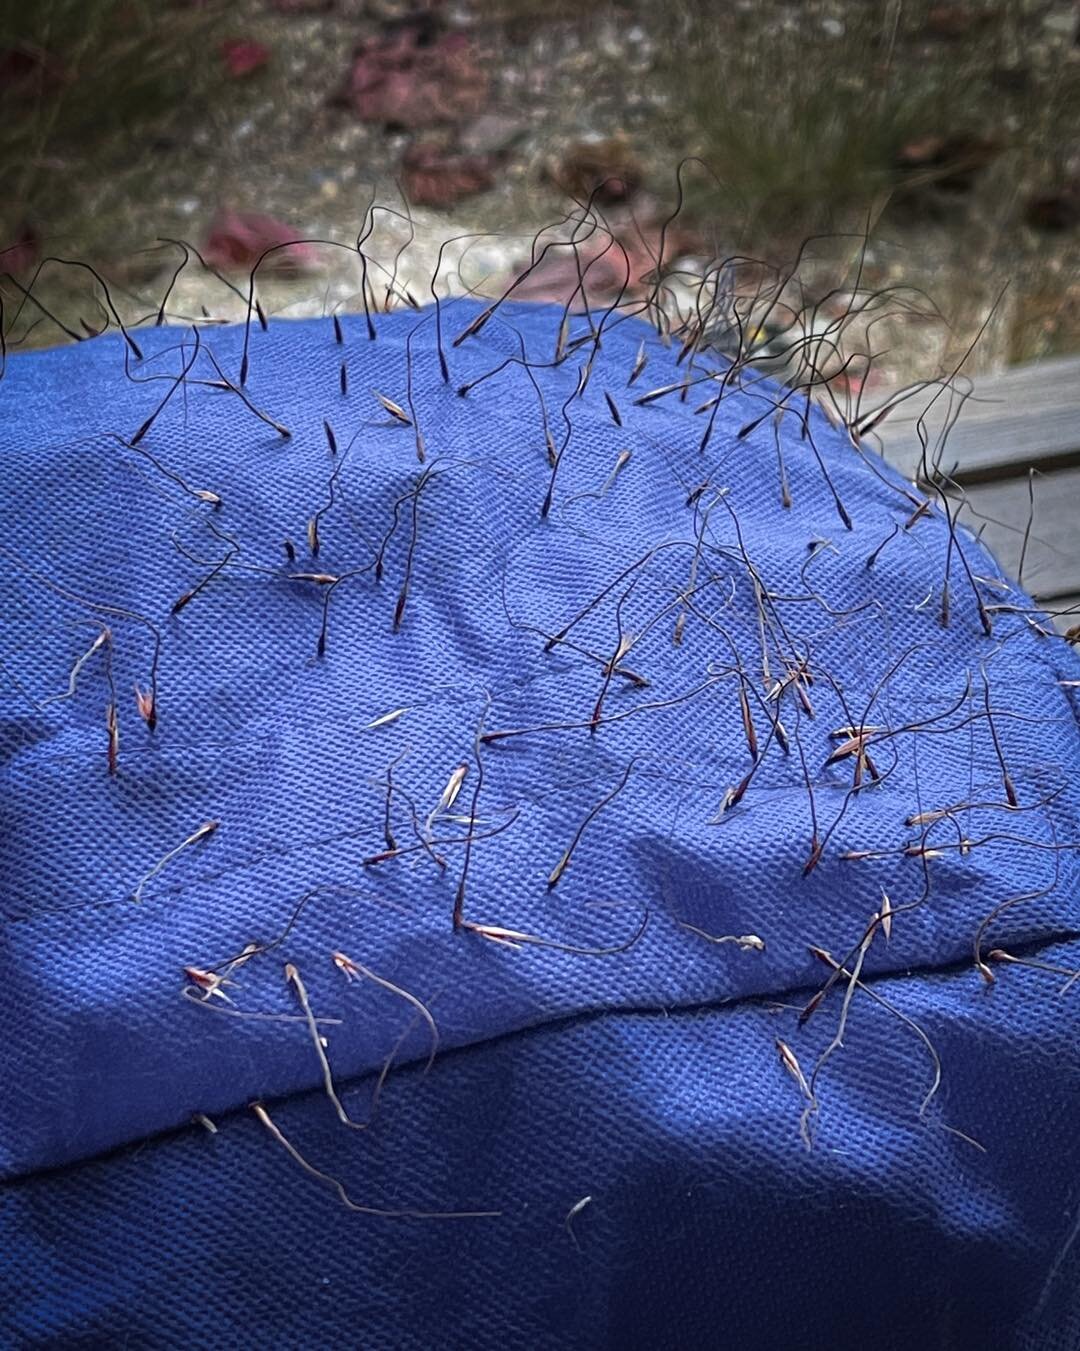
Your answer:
661;1;1078;245
1;0;230;234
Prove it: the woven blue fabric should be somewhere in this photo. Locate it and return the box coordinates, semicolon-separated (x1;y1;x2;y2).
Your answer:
1;300;1079;1348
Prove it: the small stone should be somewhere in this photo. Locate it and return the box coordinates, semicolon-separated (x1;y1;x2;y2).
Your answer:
460;113;528;156
1043;10;1078;37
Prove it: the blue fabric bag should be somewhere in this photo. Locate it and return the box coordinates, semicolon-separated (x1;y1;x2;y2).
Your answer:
2;299;1079;1348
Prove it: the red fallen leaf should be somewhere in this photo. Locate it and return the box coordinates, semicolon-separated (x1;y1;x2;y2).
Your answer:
508;221;701;309
0;44;65;100
896;133;1002;191
203;210;317;272
1024;190;1079;232
1;223;39;274
925;5;995;39
222;38;270;79
897;134;949;166
546;138;643;206
344;21;487;129
401;142;494;208
828;367;875;399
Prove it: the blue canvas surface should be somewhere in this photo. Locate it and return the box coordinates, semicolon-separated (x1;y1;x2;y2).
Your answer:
1;298;1079;1348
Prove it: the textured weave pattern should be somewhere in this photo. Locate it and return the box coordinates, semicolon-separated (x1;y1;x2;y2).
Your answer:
1;300;1079;1347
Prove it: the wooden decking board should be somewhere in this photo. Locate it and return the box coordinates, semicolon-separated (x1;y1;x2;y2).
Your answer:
868;354;1080;602
1045;595;1079;638
873;354;1080;483
877;352;1080;421
950;467;1080;601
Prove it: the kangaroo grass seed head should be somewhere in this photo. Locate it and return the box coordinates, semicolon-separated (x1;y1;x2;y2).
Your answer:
5;189;1078;1199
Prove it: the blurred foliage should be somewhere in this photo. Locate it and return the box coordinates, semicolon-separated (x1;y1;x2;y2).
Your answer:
0;0;230;229
1;0;1076;364
660;0;1079;242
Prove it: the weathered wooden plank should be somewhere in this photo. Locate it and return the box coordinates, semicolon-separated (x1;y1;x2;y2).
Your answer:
950;466;1080;600
873;355;1080;482
1047;595;1080;637
882;353;1080;421
910;353;1080;407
